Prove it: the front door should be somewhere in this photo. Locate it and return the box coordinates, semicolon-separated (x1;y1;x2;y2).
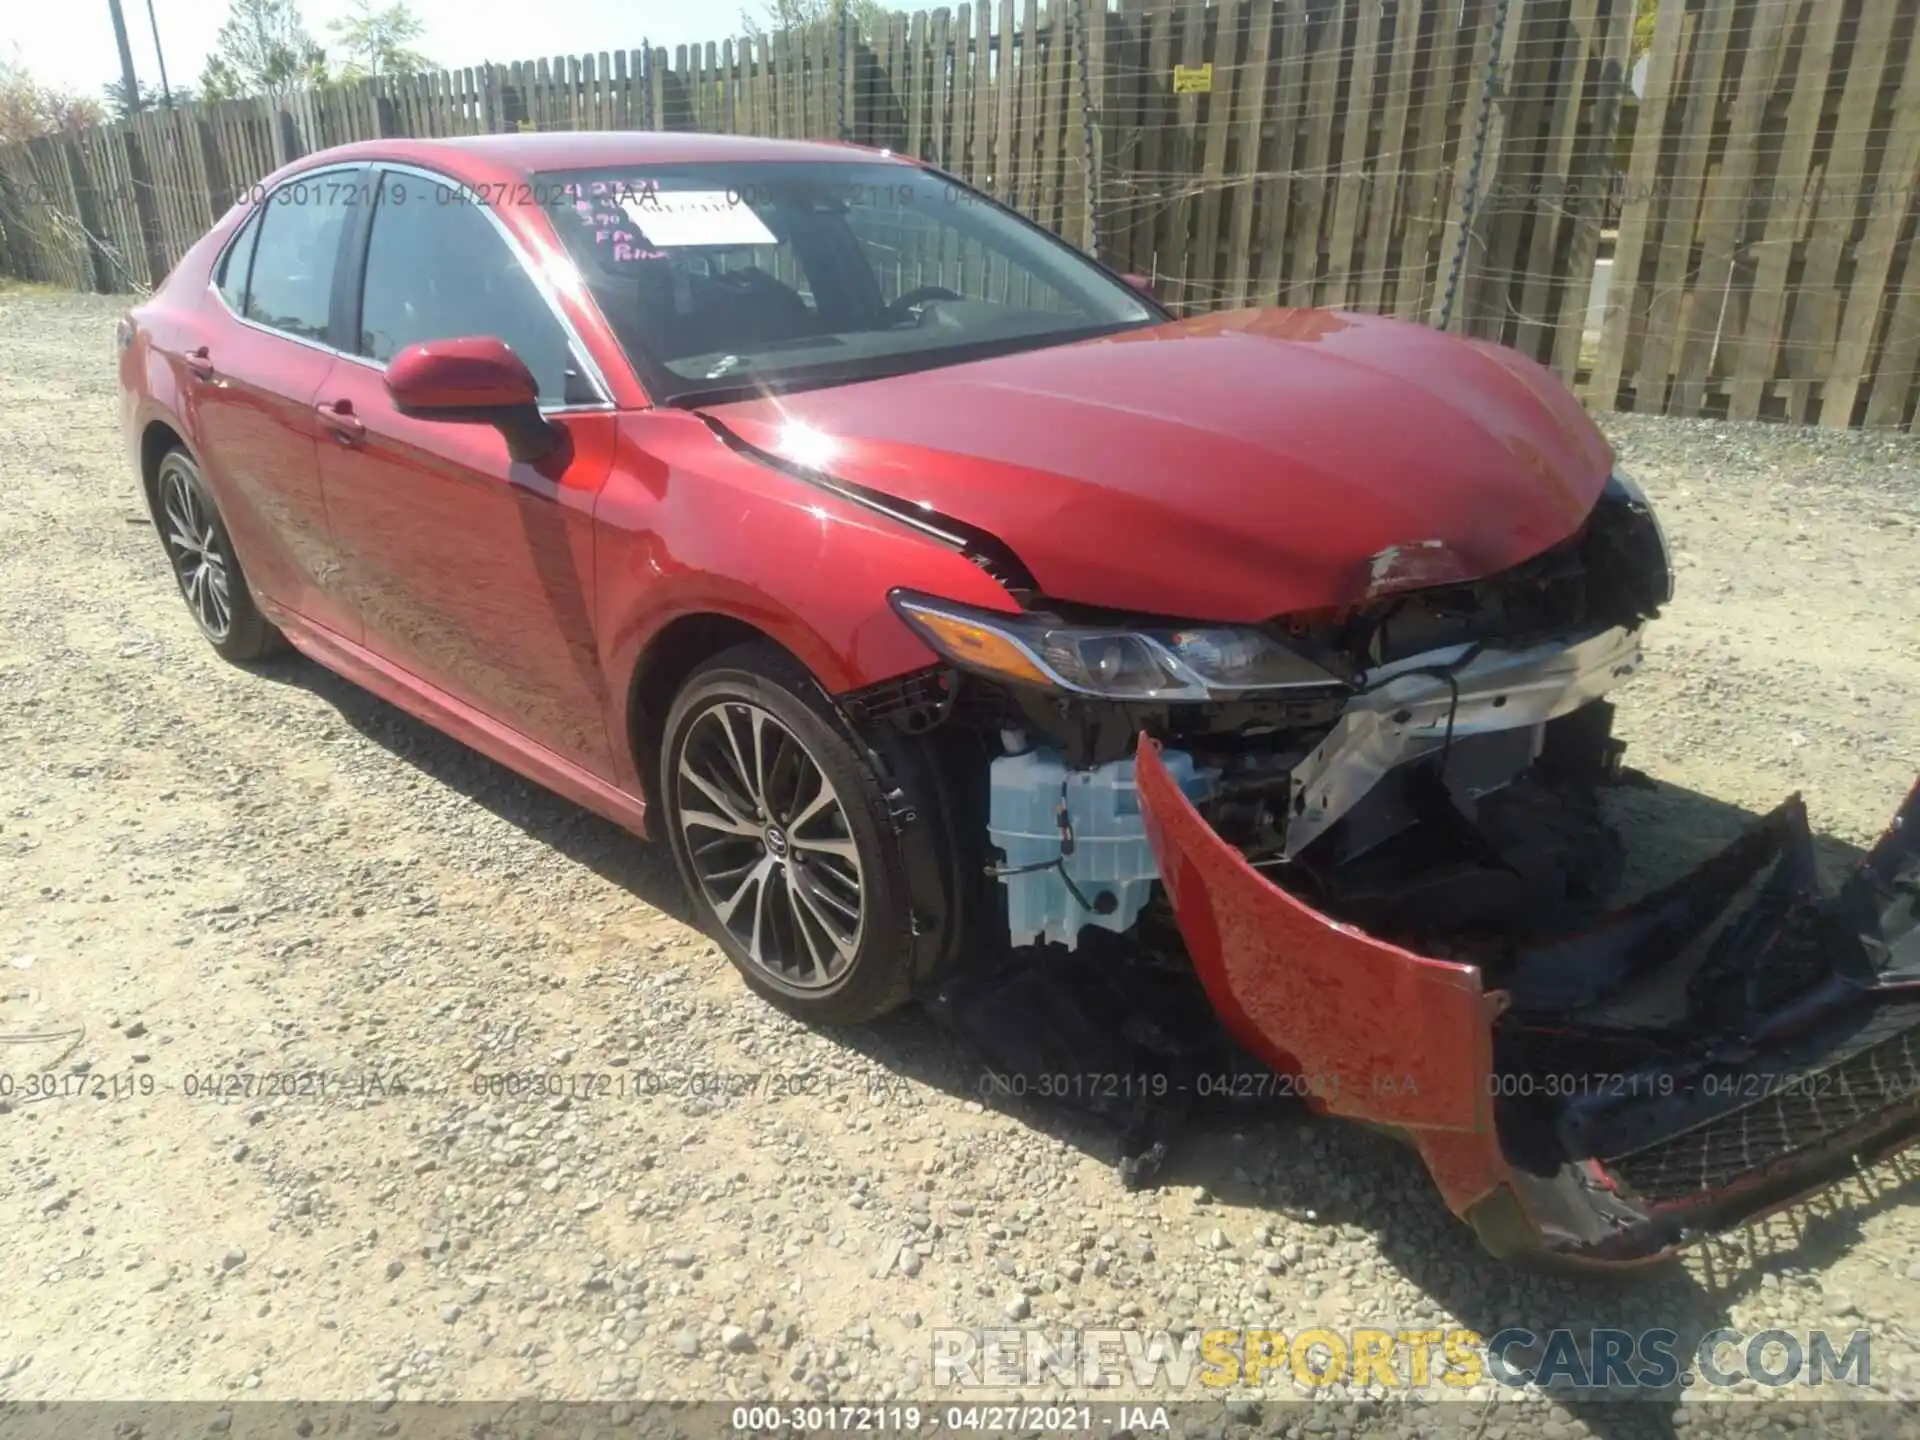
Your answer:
313;167;617;777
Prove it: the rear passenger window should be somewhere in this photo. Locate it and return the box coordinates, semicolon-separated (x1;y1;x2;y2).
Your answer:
357;170;584;404
243;176;355;342
215;205;262;313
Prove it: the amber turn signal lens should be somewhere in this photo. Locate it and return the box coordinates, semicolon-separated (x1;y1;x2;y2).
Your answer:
897;605;1053;688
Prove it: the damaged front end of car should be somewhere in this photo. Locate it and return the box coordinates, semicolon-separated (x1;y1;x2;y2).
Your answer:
842;470;1920;1265
1138;745;1920;1267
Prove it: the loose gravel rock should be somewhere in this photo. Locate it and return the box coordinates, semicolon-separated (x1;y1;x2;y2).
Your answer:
1;286;1918;1432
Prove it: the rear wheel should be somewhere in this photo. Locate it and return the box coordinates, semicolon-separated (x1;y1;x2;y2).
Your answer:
659;643;924;1024
154;449;284;663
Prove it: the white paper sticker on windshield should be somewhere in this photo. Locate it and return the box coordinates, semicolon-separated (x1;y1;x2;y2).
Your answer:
620;190;776;247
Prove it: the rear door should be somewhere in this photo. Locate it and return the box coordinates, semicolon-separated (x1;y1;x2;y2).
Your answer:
312;166;619;776
188;168;366;640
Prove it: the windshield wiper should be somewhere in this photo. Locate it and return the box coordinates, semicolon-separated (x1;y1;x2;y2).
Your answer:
659;379;788;408
654;321;1158;409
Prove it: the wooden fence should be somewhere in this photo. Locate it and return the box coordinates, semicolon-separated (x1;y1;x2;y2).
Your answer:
1;0;1916;428
1593;0;1920;426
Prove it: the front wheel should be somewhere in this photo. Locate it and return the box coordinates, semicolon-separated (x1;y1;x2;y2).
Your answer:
659;643;925;1025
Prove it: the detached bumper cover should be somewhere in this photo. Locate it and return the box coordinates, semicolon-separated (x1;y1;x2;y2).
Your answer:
1137;738;1920;1265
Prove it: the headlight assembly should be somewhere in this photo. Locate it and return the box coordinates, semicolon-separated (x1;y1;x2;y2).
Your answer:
889;591;1348;700
1604;465;1664;537
1600;465;1674;610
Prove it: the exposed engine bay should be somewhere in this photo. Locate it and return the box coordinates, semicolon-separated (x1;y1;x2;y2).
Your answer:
852;469;1671;955
844;473;1920;1264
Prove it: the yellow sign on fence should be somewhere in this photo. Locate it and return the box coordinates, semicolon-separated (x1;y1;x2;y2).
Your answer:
1172;63;1213;94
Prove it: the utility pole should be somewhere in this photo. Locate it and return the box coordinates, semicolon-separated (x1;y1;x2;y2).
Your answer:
145;0;174;108
107;0;145;114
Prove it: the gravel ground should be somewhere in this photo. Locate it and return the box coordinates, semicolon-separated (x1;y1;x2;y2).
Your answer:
3;284;1920;1433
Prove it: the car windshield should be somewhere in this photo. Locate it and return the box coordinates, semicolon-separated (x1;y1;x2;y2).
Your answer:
534;160;1159;404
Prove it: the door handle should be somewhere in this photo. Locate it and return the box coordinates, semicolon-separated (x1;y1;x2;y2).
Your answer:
184;346;214;380
315;400;366;446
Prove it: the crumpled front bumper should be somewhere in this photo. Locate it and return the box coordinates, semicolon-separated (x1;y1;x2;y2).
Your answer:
1137;738;1920;1266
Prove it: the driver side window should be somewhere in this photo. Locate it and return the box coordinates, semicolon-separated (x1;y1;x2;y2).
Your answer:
357;171;584;405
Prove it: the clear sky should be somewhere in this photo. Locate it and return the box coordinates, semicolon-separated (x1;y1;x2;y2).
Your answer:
4;0;741;100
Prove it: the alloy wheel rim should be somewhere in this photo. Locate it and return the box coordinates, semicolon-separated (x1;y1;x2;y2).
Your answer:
675;700;865;990
159;466;233;642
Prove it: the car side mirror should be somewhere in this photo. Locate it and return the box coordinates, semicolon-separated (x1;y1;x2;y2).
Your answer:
384;336;564;464
1123;273;1157;299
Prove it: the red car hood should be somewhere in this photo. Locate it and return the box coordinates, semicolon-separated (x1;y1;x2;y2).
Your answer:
701;308;1614;622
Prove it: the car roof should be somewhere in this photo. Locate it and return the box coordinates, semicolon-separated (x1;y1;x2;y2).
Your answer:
299;131;907;177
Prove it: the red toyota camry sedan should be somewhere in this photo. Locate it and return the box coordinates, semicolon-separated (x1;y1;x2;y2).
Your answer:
120;132;1920;1265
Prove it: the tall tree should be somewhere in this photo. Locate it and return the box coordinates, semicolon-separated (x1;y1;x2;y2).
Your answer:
198;0;328;100
102;76;189;120
328;0;433;80
742;0;890;42
1;59;105;143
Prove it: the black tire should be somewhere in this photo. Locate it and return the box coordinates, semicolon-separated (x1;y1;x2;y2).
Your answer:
658;642;925;1025
153;448;286;664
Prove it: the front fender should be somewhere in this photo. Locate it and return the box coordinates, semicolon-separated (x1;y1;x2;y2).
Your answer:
594;410;1021;792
